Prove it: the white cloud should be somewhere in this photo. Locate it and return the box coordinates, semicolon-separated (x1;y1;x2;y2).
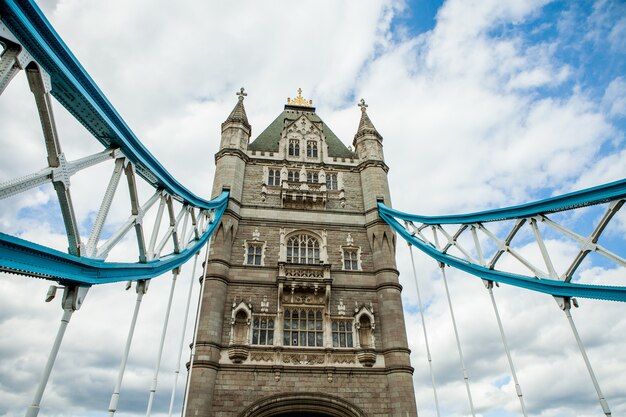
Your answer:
1;0;625;417
603;76;626;118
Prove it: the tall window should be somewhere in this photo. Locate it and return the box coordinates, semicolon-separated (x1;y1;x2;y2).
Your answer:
283;309;323;347
306;141;318;158
332;320;353;348
252;317;274;345
287;234;320;264
288;139;300;156
268;169;281;186
326;173;338;190
246;243;262;265
287;170;298;182
343;248;358;270
306;172;318;184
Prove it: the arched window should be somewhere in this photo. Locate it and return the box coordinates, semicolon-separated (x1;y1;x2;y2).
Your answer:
326;173;338;190
286;234;320;264
288;139;300;156
306;141;318;158
287;170;298;182
268;168;281;186
358;315;373;348
233;310;249;344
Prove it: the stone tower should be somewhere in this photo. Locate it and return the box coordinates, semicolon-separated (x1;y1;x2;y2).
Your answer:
185;89;417;417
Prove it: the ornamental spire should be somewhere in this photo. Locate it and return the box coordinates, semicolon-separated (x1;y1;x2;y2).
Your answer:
223;87;250;130
354;98;382;142
286;88;313;107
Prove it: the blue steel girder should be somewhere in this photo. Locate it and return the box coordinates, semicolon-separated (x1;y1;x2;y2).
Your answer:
0;191;228;285
0;0;211;209
379;178;626;303
0;0;230;285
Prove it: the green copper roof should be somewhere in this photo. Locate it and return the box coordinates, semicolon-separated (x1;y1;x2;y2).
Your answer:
249;108;356;159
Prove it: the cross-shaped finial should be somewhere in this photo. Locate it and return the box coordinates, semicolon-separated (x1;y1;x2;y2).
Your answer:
236;87;247;101
297;87;303;98
358;98;368;112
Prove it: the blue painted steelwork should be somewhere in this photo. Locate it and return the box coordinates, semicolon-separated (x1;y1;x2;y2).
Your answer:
378;179;626;302
0;0;230;284
382;178;626;225
0;0;213;209
0;191;228;285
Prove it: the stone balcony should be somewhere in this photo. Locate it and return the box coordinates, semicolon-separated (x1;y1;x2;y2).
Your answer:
281;180;328;208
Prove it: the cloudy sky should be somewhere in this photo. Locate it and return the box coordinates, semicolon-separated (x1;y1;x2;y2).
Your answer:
1;0;625;416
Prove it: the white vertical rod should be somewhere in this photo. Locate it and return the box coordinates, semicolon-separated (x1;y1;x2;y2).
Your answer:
487;286;527;416
564;308;611;416
25;308;73;417
408;245;441;417
145;269;179;417
440;265;476;417
108;281;146;417
181;238;212;417
167;252;200;417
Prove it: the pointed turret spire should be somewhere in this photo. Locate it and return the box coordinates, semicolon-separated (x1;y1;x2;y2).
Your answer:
354;98;382;143
223;87;251;130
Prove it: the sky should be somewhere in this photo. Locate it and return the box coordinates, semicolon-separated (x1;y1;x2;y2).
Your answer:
1;0;625;416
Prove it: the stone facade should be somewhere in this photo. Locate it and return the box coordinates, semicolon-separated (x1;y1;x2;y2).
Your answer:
185;90;417;417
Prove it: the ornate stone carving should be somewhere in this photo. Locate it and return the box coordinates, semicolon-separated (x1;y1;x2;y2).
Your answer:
332;354;356;364
285;268;324;278
357;349;376;367
250;352;274;362
260;295;269;313
282;289;324;305
228;345;249;364
337;298;346;316
283;353;325;365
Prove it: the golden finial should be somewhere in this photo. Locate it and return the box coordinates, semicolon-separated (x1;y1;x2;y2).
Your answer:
287;88;313;107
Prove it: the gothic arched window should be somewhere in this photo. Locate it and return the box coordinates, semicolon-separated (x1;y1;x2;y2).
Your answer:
287;170;298;182
306;141;318;158
233;310;249;344
326;173;338;190
286;234;320;264
289;139;300;156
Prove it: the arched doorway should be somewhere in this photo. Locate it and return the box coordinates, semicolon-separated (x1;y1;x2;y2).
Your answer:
240;393;366;417
273;413;333;417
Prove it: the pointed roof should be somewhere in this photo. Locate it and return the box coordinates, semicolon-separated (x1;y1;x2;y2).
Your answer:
222;87;250;130
353;99;382;144
249;109;355;159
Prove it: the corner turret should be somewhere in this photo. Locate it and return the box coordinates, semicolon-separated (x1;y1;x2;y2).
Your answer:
220;87;251;151
212;88;251;204
353;99;384;162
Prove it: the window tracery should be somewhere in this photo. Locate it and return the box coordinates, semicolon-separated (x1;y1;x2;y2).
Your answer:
252;316;274;345
286;234;320;264
306;140;318;158
332;320;354;348
283;308;324;347
267;168;281;186
288;139;300;156
326;173;338;190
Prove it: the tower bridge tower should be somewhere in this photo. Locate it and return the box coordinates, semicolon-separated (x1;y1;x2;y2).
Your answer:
185;89;417;417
